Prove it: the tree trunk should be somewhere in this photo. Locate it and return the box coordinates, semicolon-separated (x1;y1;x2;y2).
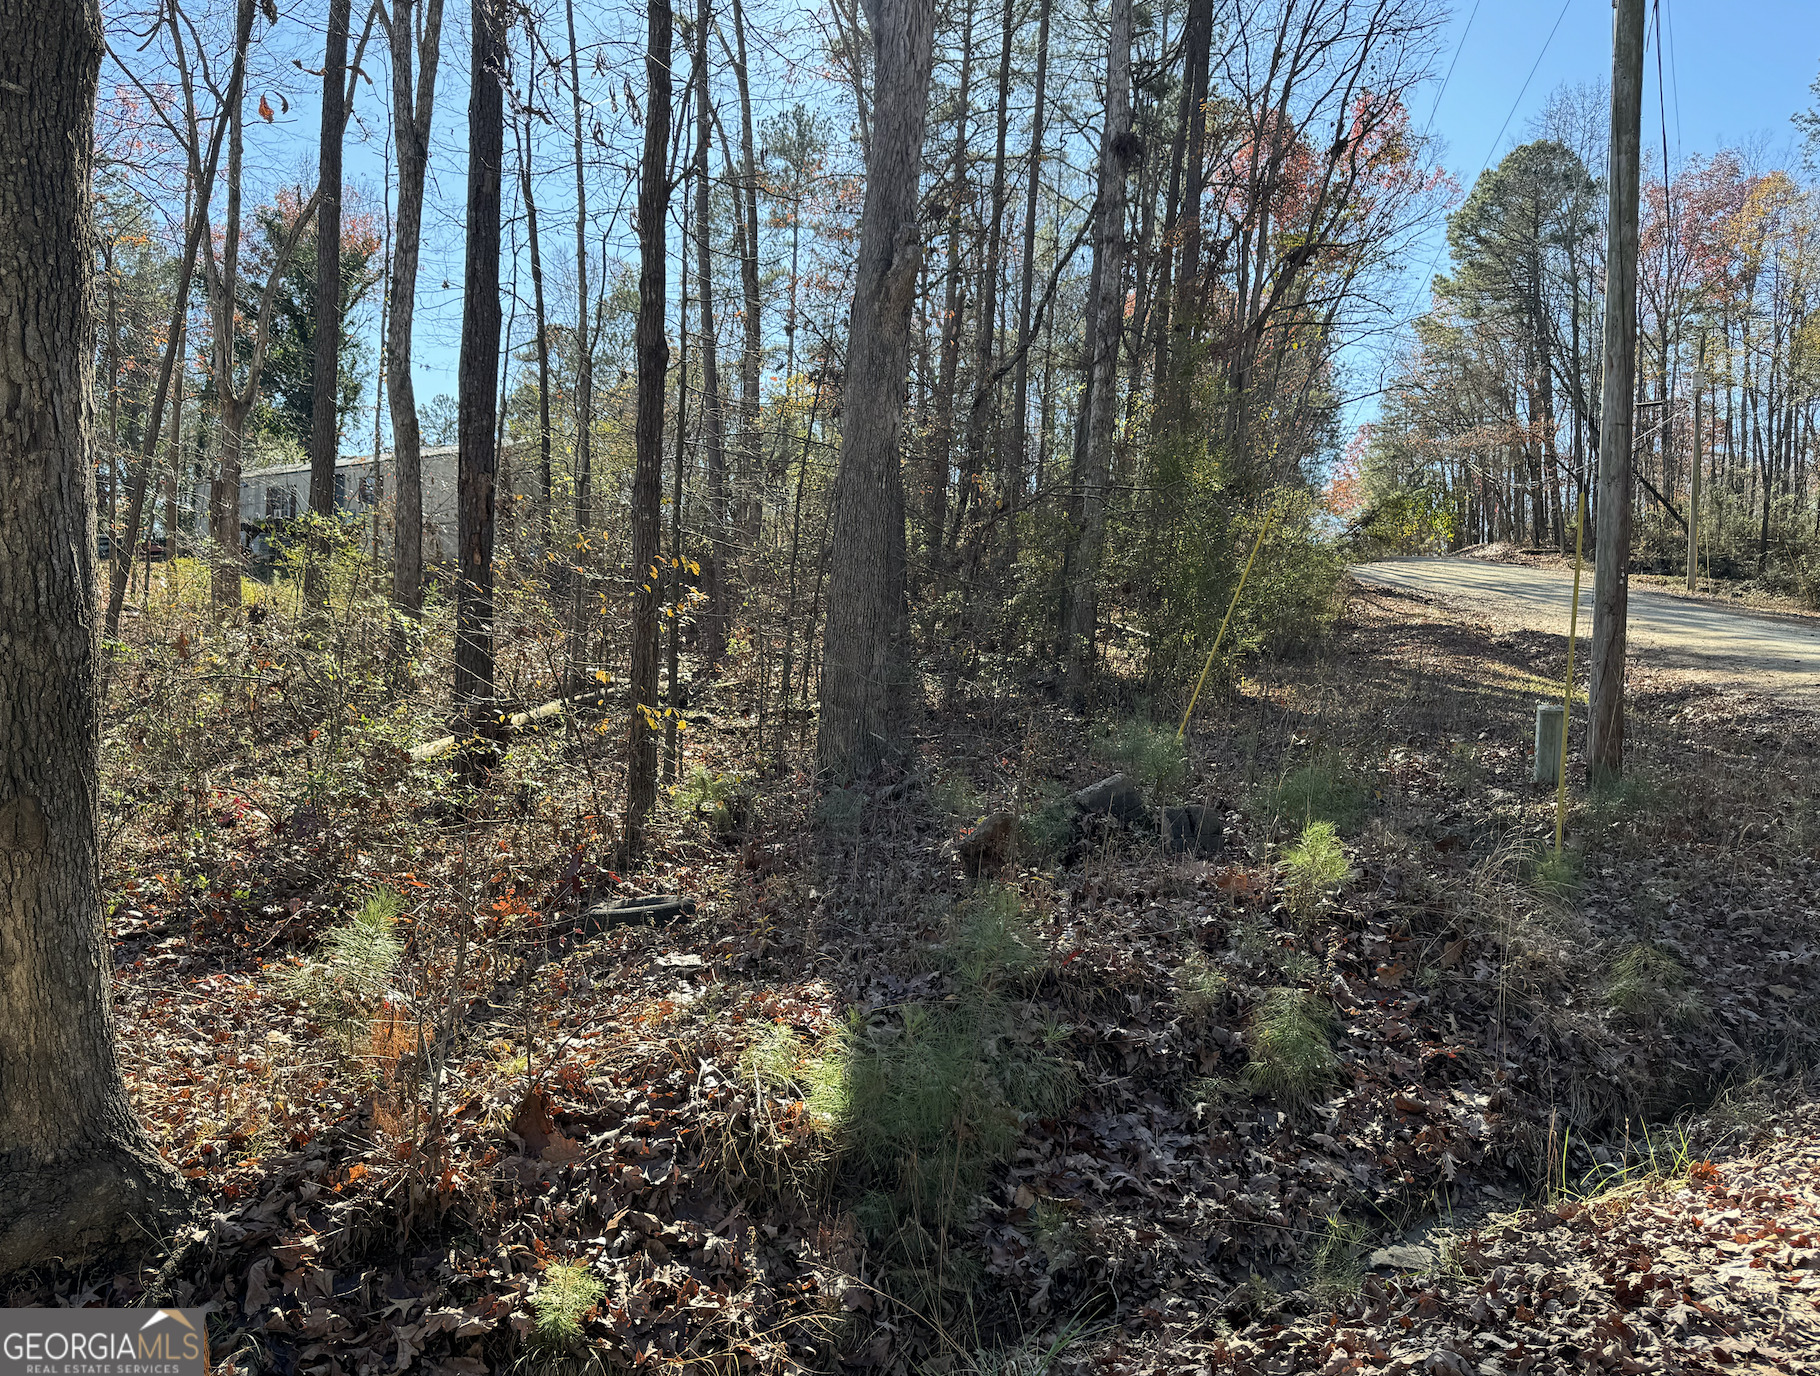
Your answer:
518;93;553;547
455;0;503;714
0;0;189;1273
927;0;974;578
1004;0;1052;543
566;0;595;537
815;0;938;780
626;0;673;847
1063;0;1132;704
386;0;444;656
693;0;730;661
306;0;352;612
730;0;763;550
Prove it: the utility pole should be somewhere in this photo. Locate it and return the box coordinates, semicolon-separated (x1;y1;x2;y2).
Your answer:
1586;0;1645;780
1687;331;1705;591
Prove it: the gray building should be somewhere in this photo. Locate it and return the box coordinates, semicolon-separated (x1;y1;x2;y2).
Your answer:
232;445;531;564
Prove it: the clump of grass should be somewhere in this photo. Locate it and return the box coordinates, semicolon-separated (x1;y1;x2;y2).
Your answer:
1261;758;1367;833
1311;1214;1370;1297
277;888;404;1036
530;1261;604;1349
1588;770;1661;820
1530;847;1582;897
1242;987;1336;1104
1607;943;1703;1027
1175;950;1228;1018
1100;716;1186;795
1282;820;1350;920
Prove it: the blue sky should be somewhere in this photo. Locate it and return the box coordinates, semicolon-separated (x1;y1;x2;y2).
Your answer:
1347;0;1820;421
288;0;1820;441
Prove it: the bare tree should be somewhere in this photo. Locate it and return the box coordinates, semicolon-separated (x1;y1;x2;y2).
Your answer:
384;0;446;658
627;0;675;845
815;0;939;778
1063;0;1133;702
0;0;188;1272
455;0;504;715
692;0;730;660
305;0;354;611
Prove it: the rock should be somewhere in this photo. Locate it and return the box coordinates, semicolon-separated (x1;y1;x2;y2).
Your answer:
957;811;1019;869
1368;1243;1437;1272
1161;804;1225;856
575;894;698;936
1070;773;1149;825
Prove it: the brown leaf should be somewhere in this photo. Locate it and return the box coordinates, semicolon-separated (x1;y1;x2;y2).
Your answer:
258;95;275;123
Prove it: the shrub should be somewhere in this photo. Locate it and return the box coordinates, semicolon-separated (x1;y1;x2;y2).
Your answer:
278;888;404;1036
1175;950;1228;1018
530;1262;604;1349
671;765;749;834
1242;987;1336;1104
1607;943;1703;1027
1283;820;1350;920
1261;758;1368;832
1100;716;1186;795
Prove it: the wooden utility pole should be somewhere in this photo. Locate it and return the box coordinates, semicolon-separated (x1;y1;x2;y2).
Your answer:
1585;0;1645;780
1688;332;1705;591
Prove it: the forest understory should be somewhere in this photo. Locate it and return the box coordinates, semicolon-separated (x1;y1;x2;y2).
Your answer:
12;576;1820;1376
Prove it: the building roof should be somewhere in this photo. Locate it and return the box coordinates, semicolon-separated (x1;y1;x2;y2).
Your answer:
239;446;462;481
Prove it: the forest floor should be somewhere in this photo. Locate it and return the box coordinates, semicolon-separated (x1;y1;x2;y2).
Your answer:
11;572;1820;1376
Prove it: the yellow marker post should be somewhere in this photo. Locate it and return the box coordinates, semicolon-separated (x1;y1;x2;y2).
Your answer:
1177;504;1277;742
1555;488;1587;856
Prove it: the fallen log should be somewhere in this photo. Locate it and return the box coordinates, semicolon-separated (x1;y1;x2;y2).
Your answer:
408;686;612;763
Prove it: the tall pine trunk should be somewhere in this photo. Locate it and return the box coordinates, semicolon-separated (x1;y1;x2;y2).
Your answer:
306;0;352;611
815;0;938;779
693;0;730;661
626;0;674;845
455;0;503;715
1063;0;1132;704
0;0;188;1272
386;0;444;656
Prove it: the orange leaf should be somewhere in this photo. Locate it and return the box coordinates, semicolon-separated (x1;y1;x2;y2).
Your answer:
258;94;275;122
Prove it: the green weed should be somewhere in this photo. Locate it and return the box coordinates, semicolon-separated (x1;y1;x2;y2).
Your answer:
1175;951;1228;1019
1607;943;1703;1027
1261;759;1367;833
1530;848;1582;898
530;1262;604;1349
671;765;749;834
277;888;404;1036
1242;987;1336;1105
1283;820;1350;920
1311;1214;1370;1296
1100;716;1186;795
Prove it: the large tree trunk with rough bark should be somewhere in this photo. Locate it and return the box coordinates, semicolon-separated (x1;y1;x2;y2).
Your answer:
626;0;673;848
1063;0;1132;703
693;0;730;662
455;0;503;714
0;0;189;1273
814;0;938;780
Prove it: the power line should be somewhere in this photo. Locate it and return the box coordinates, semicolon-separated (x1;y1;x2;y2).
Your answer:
1396;0;1578;326
1422;0;1483;133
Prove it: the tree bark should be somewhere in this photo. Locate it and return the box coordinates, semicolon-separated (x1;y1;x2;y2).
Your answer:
729;0;764;550
1063;0;1132;704
386;0;445;655
815;0;938;780
455;0;503;714
692;0;730;661
0;0;189;1273
517;90;553;548
306;0;353;611
626;0;673;847
566;0;595;538
1586;0;1645;778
